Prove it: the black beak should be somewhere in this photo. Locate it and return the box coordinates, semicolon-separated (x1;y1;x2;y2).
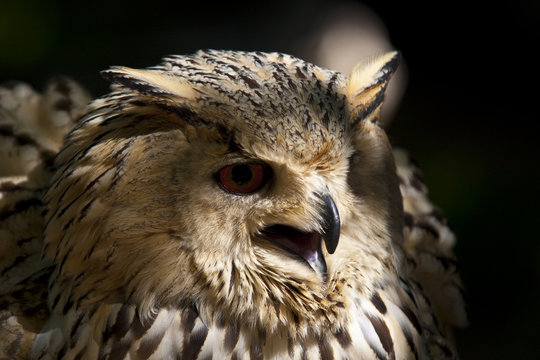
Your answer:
320;193;340;254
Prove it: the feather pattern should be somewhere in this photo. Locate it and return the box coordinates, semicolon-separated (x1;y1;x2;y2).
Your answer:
0;78;90;359
0;51;465;359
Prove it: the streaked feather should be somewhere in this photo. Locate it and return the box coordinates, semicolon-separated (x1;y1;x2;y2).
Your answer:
0;52;465;359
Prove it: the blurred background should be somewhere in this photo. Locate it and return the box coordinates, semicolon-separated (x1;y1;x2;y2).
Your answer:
1;0;538;358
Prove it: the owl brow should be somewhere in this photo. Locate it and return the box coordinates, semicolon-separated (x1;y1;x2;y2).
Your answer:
153;103;213;127
225;137;244;155
150;102;240;148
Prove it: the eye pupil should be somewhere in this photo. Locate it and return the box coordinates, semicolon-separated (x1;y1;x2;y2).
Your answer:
231;165;252;185
218;163;271;195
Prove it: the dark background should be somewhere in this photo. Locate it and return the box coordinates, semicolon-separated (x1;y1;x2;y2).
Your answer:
1;0;538;358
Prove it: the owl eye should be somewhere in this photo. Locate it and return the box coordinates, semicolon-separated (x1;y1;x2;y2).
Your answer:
218;163;271;194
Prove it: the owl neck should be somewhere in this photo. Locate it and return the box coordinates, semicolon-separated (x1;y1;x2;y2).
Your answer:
187;258;350;339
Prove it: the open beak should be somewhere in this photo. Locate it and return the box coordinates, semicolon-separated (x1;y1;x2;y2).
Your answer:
261;193;340;279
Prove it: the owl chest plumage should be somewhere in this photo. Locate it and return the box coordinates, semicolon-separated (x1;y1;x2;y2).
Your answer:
32;263;443;360
33;295;421;359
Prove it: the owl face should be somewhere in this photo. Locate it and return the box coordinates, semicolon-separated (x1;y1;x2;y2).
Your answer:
43;50;401;326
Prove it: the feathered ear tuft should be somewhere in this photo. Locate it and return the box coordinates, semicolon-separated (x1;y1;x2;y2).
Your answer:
347;51;400;126
101;66;195;100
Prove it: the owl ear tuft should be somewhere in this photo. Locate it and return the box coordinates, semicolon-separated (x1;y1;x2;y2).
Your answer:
347;51;400;126
101;66;195;100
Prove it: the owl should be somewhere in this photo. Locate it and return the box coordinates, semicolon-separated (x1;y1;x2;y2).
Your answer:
0;50;466;359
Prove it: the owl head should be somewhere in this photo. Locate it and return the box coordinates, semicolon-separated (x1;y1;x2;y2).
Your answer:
43;50;402;333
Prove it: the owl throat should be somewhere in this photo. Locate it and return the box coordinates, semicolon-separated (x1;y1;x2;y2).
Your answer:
199;257;348;339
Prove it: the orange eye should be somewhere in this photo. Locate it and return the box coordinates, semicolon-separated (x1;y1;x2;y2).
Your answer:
218;163;270;194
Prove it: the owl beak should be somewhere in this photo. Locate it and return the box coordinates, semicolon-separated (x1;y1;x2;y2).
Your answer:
260;193;340;280
320;193;340;255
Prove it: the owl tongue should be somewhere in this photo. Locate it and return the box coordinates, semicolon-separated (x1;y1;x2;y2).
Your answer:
262;225;328;278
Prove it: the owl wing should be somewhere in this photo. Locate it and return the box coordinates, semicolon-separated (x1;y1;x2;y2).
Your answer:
0;78;91;359
393;149;468;340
